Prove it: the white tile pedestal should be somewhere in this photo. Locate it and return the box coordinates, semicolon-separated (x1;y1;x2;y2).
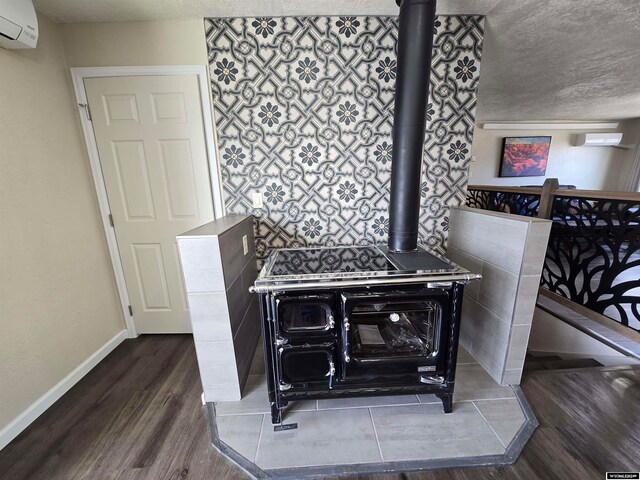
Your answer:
448;206;552;385
177;215;259;402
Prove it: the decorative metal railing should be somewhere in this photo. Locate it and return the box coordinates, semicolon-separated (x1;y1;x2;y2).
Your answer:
466;182;640;332
466;186;541;217
542;193;640;330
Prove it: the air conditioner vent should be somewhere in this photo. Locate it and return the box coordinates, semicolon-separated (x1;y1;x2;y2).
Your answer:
574;133;623;147
0;0;38;49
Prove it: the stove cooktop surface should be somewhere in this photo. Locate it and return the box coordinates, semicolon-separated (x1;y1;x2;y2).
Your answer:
254;244;480;291
269;246;395;277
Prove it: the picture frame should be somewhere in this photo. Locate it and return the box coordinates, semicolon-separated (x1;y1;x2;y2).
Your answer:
498;136;552;177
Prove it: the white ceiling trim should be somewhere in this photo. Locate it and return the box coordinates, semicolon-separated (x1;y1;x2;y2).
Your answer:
33;0;500;23
481;122;620;131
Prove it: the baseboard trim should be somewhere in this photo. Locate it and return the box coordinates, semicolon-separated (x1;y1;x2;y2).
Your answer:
0;329;128;451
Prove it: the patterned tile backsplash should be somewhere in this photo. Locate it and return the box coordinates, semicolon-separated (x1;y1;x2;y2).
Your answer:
205;15;484;260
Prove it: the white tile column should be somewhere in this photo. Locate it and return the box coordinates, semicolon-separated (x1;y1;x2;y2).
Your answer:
448;207;551;385
177;215;259;401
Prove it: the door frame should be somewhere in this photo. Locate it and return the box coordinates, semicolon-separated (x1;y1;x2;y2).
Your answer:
70;65;226;338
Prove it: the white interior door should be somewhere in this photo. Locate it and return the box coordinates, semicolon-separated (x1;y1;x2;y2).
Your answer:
85;75;214;333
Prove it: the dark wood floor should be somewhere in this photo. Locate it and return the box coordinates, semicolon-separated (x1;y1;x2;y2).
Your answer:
1;335;638;480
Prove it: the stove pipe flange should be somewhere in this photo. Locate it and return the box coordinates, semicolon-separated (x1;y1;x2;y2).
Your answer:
388;0;437;253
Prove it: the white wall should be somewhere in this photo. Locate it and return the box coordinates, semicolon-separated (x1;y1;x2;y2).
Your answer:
612;118;640;191
59;19;208;67
0;14;125;447
470;124;636;190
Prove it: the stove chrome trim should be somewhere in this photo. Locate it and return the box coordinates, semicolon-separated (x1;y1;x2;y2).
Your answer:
251;272;481;294
419;375;445;384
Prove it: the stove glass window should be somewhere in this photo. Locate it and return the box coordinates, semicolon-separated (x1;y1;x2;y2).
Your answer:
280;303;331;331
351;300;440;358
280;348;333;383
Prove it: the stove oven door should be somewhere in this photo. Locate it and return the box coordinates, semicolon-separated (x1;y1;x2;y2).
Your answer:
275;343;337;391
340;290;449;382
274;293;336;341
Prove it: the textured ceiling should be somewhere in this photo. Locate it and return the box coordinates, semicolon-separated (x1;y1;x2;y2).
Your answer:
477;0;640;121
34;0;640;121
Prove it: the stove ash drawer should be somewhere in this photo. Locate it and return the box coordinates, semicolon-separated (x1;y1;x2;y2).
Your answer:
274;293;337;340
276;343;336;390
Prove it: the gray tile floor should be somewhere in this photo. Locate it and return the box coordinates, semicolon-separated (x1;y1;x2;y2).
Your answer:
215;346;527;471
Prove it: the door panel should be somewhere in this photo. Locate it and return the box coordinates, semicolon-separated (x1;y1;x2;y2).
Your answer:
85;75;215;333
102;93;139;124
131;243;172;311
158;139;200;219
151;92;188;123
111;140;155;220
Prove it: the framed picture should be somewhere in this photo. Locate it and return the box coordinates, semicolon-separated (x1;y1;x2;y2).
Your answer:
498;136;551;177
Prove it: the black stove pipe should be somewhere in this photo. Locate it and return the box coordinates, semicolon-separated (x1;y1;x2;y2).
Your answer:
388;0;437;252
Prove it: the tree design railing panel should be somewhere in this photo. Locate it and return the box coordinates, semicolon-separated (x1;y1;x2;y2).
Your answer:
466;188;540;217
541;196;640;331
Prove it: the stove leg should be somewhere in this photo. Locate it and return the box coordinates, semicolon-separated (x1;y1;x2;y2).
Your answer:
436;393;453;413
270;403;282;424
271;403;298;431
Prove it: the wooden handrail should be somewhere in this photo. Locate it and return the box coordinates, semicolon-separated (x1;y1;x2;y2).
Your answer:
552;189;640;201
468;183;640;202
537;288;640;360
467;185;543;195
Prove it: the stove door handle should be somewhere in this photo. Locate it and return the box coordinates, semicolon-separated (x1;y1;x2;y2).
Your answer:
326;361;335;377
326;359;336;389
342;317;351;365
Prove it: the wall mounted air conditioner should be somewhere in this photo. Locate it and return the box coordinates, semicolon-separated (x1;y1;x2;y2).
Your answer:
574;133;623;147
0;0;38;49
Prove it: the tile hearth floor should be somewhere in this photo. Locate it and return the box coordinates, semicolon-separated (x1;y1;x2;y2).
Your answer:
213;347;531;475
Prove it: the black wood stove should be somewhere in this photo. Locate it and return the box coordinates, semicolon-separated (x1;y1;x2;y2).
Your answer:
251;246;480;427
251;0;481;430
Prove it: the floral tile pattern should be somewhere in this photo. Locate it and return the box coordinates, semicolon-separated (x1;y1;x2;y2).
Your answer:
205;15;484;260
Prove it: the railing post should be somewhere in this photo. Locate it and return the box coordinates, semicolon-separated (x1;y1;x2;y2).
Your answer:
537;178;559;219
